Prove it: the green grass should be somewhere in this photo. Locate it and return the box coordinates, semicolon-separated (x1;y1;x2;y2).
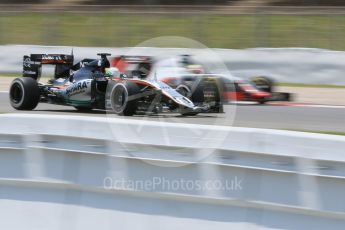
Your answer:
0;13;345;49
277;82;345;88
0;73;21;77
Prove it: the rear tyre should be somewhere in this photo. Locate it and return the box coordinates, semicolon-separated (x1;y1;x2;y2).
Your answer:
251;76;274;93
258;99;267;105
111;82;140;116
9;77;40;110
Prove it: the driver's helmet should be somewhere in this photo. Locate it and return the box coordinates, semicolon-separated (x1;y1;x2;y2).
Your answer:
105;67;120;78
186;64;204;74
180;54;193;66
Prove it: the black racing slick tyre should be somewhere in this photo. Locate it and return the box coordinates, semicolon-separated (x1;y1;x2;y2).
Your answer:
251;76;274;93
176;84;205;104
9;77;40;110
258;99;267;105
176;85;189;97
191;85;205;104
111;82;140;116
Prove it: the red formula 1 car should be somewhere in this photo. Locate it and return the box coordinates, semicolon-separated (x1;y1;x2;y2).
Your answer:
163;74;291;104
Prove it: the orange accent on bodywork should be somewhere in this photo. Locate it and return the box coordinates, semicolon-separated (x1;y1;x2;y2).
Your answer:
41;60;69;64
50;85;68;89
250;91;271;99
161;77;177;84
126;79;154;87
223;92;243;101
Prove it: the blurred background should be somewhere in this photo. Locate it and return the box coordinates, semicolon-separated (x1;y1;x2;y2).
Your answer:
0;0;345;49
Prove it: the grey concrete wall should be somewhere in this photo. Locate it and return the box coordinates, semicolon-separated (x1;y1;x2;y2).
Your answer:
1;45;344;85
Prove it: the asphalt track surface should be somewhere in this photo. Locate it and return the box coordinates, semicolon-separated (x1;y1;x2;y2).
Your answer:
1;92;344;132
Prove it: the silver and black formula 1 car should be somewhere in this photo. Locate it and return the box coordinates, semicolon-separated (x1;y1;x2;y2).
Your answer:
111;54;291;105
9;53;221;116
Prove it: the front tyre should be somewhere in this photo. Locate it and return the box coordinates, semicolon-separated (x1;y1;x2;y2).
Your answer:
258;99;267;105
110;82;140;116
9;77;40;110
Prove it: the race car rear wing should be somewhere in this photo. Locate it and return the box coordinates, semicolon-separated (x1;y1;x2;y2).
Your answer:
23;54;74;80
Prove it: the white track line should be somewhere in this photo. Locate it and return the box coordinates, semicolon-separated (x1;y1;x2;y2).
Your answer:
236;101;345;109
269;102;345;109
0;91;8;93
292;104;345;109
